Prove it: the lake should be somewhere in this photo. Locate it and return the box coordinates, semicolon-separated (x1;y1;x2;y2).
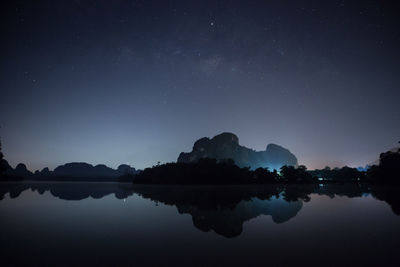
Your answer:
1;182;399;266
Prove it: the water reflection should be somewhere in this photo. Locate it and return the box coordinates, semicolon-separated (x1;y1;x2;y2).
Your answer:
0;182;134;200
1;182;399;238
132;185;302;237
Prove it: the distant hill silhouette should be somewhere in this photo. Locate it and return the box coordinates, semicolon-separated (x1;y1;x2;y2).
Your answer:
52;162;136;177
178;132;298;170
13;163;32;178
0;139;20;181
4;162;138;181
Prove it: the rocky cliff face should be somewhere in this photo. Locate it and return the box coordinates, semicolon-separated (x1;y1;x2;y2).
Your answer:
178;132;298;170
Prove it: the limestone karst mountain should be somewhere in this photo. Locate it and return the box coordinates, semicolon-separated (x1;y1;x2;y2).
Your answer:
178;132;298;170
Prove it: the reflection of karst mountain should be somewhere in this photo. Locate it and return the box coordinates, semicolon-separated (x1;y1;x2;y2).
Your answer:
181;198;302;237
132;185;302;237
1;183;399;238
178;132;298;170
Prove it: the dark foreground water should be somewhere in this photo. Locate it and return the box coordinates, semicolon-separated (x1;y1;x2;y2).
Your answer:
1;182;399;266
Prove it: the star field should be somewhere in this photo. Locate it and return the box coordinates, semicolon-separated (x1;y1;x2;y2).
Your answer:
1;0;399;171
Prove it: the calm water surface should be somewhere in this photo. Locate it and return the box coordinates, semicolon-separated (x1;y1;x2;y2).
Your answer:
1;182;399;266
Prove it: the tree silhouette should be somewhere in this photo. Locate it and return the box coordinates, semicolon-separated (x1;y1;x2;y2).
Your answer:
366;144;400;183
0;139;8;177
280;165;313;182
0;139;3;161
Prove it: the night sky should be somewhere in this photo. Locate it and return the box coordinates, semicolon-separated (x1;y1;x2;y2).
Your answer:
1;0;399;171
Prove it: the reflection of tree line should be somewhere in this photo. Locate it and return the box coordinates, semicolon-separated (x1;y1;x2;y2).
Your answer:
1;183;399;238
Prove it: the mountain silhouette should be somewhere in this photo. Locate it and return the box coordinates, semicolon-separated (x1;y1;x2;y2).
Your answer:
4;162;138;181
178;132;298;170
12;163;33;177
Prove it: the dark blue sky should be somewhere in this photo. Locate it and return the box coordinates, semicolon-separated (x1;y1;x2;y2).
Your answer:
1;0;399;171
